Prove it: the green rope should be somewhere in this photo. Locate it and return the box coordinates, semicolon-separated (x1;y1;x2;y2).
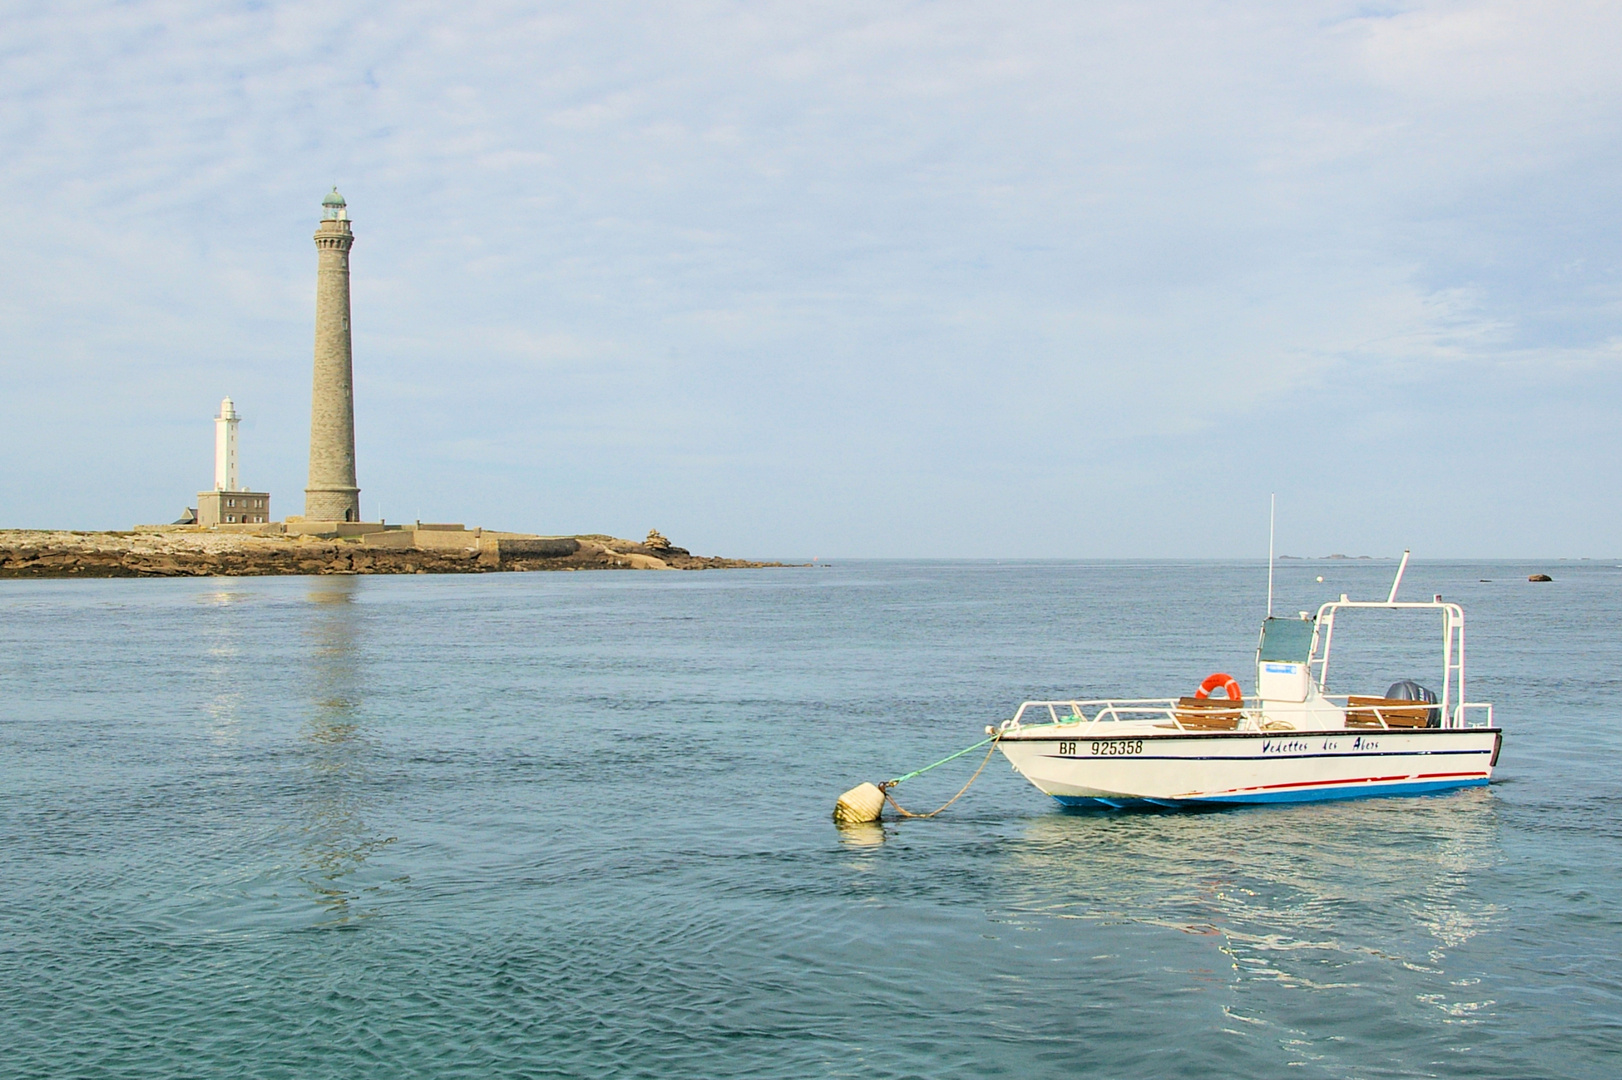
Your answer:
884;736;995;787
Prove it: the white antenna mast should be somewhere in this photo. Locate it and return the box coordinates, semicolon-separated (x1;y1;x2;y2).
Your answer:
1388;548;1411;603
1267;493;1276;618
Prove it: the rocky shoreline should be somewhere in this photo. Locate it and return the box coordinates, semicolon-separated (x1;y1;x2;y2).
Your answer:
0;529;780;578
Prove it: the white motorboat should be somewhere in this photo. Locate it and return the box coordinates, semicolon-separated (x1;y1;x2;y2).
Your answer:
994;560;1502;808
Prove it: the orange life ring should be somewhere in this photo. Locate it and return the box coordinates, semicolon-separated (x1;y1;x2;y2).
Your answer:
1194;672;1242;701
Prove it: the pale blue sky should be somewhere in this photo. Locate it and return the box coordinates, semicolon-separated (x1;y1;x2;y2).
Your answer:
1;1;1618;556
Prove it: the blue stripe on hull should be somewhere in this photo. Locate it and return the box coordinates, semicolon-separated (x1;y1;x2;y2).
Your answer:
1052;776;1489;810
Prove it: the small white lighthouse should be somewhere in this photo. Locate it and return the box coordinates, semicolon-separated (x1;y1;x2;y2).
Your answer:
215;396;240;491
195;397;271;527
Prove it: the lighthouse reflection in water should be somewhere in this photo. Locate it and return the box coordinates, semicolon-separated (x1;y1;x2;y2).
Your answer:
298;576;395;923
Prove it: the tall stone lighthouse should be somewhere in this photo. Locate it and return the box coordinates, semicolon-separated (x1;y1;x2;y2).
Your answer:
304;187;361;522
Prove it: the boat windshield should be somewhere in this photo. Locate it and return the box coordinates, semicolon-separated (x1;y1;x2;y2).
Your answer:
1258;617;1315;663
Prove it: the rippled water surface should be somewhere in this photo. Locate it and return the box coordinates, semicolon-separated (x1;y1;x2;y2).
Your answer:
2;560;1618;1078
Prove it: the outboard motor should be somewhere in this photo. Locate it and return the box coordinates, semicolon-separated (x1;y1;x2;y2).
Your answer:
1385;680;1440;726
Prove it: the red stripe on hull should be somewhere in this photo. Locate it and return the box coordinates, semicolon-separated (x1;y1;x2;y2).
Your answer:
1202;769;1489;798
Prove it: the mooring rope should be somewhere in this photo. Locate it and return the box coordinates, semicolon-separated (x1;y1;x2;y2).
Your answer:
879;737;999;819
883;736;994;787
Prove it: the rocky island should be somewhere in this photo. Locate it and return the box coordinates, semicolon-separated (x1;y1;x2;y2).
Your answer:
0;525;780;578
3;195;788;582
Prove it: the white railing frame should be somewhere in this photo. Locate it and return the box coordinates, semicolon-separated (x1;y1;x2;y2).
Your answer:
1004;695;1496;734
1310;599;1479;730
1005;698;1254;735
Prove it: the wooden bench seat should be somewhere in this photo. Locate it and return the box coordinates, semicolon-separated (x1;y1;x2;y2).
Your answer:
1174;696;1244;731
1345;695;1436;729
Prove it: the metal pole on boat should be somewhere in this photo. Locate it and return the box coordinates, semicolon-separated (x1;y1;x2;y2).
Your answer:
1266;494;1276;618
1388;549;1411;603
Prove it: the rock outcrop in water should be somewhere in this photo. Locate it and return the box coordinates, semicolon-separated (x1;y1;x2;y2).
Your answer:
0;528;777;578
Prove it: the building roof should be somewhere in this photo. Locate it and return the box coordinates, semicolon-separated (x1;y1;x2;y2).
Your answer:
322;187;346;207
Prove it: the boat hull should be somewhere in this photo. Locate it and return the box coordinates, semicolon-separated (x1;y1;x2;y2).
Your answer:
996;728;1502;808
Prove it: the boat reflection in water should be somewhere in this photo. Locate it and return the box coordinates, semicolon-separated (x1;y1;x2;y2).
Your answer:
298;576;396;926
992;789;1502;1012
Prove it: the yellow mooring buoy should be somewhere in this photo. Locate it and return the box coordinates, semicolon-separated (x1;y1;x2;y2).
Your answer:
833;782;885;824
833;735;998;823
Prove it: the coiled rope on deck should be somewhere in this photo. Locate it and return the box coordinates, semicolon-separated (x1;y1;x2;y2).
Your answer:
834;734;1000;823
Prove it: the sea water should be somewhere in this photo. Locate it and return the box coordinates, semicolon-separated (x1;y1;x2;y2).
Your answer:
1;560;1617;1078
